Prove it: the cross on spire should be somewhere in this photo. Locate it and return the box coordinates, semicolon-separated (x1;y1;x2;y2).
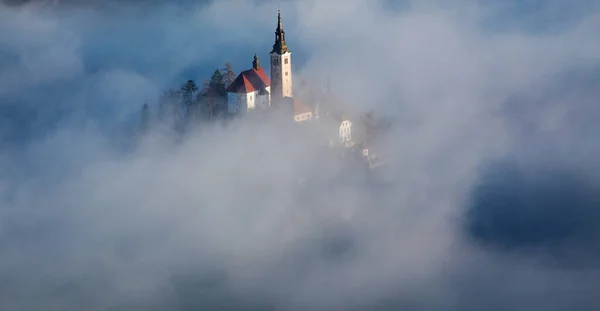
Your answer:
277;7;284;33
271;8;289;55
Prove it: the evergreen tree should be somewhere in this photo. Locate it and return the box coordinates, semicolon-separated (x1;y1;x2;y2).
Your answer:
194;91;205;120
200;80;215;119
193;69;231;120
208;69;227;116
140;102;150;133
222;62;236;89
209;69;226;97
180;80;199;114
159;88;182;123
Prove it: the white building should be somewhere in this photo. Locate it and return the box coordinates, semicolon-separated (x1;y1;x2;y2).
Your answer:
226;54;271;113
226;10;296;116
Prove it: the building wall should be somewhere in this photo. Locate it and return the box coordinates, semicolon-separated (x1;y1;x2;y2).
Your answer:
270;51;293;99
258;86;271;108
227;93;241;113
339;120;352;142
246;92;255;110
294;112;312;122
227;86;271;113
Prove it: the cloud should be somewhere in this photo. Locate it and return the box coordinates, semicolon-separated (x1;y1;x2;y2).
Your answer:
0;0;600;310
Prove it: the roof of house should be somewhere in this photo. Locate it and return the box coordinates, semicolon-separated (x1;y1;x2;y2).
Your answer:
226;67;270;93
279;97;313;116
258;87;270;95
293;98;312;115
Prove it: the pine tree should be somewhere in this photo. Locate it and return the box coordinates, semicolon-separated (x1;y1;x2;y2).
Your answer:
140;102;150;134
158;88;182;122
222;62;236;89
180;80;199;114
209;69;227;116
209;69;226;97
200;80;215;119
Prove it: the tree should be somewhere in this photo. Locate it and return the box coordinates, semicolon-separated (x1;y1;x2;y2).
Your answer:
209;69;226;97
199;80;215;119
158;88;182;123
140;102;150;133
208;69;227;116
222;62;236;89
193;69;231;120
180;80;199;114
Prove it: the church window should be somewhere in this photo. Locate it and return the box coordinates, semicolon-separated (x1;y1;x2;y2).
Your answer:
284;58;288;64
285;71;288;76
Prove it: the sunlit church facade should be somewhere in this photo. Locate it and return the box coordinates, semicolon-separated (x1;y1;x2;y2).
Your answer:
226;10;313;122
224;9;374;161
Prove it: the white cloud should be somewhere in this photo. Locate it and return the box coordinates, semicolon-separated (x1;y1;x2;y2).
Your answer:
0;0;599;310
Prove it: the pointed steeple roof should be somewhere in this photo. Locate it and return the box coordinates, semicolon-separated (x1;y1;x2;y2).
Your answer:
271;8;289;55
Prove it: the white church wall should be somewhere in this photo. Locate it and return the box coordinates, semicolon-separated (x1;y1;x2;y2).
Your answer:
265;86;271;107
227;87;271;114
257;94;268;109
246;92;255;110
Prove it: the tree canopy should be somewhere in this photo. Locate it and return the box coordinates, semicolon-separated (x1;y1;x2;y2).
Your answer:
139;62;241;132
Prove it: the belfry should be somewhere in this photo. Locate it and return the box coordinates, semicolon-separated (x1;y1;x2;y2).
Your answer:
269;9;293;100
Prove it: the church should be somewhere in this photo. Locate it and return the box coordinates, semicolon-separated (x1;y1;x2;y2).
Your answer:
226;9;312;122
222;9;379;166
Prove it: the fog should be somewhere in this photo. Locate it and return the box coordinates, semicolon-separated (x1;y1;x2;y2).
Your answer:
1;0;599;310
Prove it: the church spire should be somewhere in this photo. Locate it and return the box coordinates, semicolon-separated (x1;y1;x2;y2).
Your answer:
252;54;260;70
271;8;289;55
277;7;283;31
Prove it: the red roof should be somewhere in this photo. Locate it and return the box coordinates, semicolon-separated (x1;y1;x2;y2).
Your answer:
226;67;270;93
293;98;312;115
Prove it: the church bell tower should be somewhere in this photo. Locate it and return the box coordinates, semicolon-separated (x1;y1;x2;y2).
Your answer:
270;9;293;100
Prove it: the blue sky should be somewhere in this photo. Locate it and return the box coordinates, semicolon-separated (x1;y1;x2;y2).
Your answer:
0;0;598;144
0;1;600;310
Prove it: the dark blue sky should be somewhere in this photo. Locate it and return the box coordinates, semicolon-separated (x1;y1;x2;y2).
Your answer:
0;1;600;309
0;0;597;144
